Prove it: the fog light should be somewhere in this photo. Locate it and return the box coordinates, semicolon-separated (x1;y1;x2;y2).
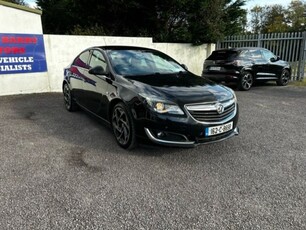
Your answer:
157;132;165;138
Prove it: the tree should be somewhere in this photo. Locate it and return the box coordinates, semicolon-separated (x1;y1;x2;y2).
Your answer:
262;5;288;33
286;0;306;32
154;0;191;42
36;0;76;34
223;0;247;35
37;0;247;44
249;1;306;33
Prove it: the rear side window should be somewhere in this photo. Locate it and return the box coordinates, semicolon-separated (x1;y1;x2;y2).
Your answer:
73;50;90;69
207;50;238;60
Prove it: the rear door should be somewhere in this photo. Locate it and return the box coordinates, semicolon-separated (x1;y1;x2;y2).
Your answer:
67;50;91;105
82;49;110;118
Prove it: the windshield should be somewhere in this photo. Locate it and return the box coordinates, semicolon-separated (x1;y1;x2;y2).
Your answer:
107;49;186;76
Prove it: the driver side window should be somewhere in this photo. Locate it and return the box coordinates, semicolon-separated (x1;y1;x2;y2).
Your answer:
89;50;107;71
262;50;276;62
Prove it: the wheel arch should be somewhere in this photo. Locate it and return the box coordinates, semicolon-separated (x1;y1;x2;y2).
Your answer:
108;98;124;121
62;80;70;90
283;67;291;76
241;67;254;76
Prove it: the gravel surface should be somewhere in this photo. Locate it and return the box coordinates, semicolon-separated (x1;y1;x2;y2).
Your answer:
0;84;305;229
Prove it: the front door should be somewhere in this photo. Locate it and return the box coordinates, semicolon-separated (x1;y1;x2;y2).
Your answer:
261;49;281;79
82;49;110;119
249;49;269;79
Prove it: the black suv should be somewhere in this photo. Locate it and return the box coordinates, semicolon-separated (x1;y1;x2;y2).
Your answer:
202;47;291;90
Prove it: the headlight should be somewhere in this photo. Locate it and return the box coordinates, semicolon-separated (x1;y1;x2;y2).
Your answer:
139;94;184;115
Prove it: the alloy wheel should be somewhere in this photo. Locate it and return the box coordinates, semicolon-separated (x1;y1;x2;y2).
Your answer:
112;106;131;146
241;72;253;90
281;70;290;85
63;84;71;110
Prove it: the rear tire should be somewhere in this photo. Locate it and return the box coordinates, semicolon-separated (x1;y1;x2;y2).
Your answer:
111;102;137;150
63;83;78;112
277;69;290;86
238;71;253;91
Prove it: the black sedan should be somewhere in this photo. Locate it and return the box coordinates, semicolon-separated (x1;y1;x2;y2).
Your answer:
63;46;239;149
202;47;291;90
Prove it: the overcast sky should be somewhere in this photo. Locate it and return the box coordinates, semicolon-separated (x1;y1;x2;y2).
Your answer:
243;0;292;9
24;0;36;8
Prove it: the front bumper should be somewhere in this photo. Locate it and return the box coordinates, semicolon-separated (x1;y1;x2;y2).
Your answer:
135;104;239;147
144;127;239;147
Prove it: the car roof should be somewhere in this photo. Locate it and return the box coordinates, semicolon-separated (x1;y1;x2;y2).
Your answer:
90;46;156;51
214;47;268;52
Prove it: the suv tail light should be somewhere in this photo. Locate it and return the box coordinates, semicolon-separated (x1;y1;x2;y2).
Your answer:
225;60;242;66
204;60;213;69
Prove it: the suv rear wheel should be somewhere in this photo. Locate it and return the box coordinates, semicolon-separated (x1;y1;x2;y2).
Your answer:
238;71;253;91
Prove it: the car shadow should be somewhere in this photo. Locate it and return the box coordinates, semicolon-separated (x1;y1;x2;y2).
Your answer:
223;81;278;91
7;92;239;175
9;93;201;155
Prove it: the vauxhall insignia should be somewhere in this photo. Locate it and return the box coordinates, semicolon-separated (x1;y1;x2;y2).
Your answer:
63;46;239;149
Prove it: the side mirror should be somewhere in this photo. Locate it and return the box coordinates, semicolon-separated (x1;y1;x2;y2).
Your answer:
181;64;188;70
270;56;280;62
89;66;107;75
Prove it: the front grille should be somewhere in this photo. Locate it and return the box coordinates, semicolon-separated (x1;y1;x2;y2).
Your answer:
186;99;236;123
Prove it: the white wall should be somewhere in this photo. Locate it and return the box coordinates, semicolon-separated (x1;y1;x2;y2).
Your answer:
153;43;210;76
0;5;42;34
44;35;154;92
45;35;213;92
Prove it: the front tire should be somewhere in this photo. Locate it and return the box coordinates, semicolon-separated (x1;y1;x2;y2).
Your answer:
111;103;137;149
277;69;290;86
238;71;253;91
63;83;78;112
